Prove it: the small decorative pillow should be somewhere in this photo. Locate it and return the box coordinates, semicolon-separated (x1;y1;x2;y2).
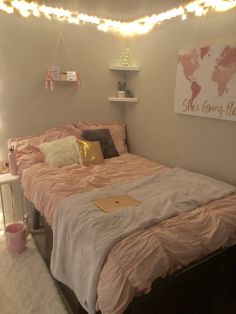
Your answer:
81;129;119;159
77;140;104;166
39;136;80;167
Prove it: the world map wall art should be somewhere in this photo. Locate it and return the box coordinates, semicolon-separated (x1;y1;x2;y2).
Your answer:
174;43;236;122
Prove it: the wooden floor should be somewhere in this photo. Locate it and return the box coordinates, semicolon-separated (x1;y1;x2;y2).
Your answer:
32;229;236;314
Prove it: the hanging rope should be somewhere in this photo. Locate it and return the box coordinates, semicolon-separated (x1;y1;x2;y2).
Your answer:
45;32;83;91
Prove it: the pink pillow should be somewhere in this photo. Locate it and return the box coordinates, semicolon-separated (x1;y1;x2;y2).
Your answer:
8;124;82;173
40;124;81;142
8;135;44;175
77;121;127;155
8;135;42;161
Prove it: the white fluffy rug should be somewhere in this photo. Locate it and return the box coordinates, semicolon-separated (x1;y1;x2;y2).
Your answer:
0;232;68;314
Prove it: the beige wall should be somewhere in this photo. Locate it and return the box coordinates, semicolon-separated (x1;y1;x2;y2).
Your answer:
125;9;236;185
0;11;126;160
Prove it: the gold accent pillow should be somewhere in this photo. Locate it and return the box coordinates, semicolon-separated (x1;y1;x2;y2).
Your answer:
77;140;104;166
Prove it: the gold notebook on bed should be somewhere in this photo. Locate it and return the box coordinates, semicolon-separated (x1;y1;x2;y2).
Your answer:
93;195;140;213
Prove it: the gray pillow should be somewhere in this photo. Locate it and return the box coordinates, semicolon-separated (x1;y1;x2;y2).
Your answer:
81;129;119;159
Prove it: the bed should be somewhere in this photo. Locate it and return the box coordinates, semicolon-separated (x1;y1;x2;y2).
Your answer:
9;121;236;314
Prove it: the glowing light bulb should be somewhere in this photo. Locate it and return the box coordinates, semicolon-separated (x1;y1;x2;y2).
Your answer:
195;7;204;16
97;24;108;32
0;0;14;13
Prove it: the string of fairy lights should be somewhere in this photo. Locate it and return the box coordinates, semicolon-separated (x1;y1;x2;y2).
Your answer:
0;0;235;36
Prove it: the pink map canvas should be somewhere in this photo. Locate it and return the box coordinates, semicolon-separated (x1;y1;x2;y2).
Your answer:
174;43;236;122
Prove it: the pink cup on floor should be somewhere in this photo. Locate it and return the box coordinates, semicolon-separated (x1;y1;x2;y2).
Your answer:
5;223;27;254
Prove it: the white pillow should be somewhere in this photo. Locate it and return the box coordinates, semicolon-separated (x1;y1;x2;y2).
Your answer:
39;136;80;167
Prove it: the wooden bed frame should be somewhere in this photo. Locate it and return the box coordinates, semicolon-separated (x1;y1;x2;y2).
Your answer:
33;209;236;314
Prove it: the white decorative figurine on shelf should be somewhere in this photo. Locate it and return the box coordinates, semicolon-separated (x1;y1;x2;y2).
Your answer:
117;48;134;66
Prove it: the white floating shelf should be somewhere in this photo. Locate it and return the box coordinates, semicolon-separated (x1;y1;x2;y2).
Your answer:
109;65;140;71
108;97;138;103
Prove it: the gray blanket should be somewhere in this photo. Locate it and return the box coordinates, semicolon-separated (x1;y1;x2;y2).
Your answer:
50;167;235;313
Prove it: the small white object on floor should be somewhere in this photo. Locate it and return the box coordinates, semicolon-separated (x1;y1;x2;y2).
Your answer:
0;233;68;314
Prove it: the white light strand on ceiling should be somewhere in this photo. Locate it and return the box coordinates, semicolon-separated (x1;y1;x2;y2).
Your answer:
0;0;235;36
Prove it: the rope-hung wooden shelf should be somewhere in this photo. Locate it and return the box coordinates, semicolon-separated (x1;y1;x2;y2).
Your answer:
44;32;82;91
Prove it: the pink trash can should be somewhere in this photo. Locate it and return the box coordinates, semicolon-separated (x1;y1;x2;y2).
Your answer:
5;223;27;254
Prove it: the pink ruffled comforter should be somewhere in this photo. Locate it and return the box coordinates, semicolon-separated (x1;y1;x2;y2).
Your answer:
21;153;166;224
20;153;236;314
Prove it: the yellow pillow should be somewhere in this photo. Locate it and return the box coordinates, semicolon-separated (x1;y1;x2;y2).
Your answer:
77;140;104;166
